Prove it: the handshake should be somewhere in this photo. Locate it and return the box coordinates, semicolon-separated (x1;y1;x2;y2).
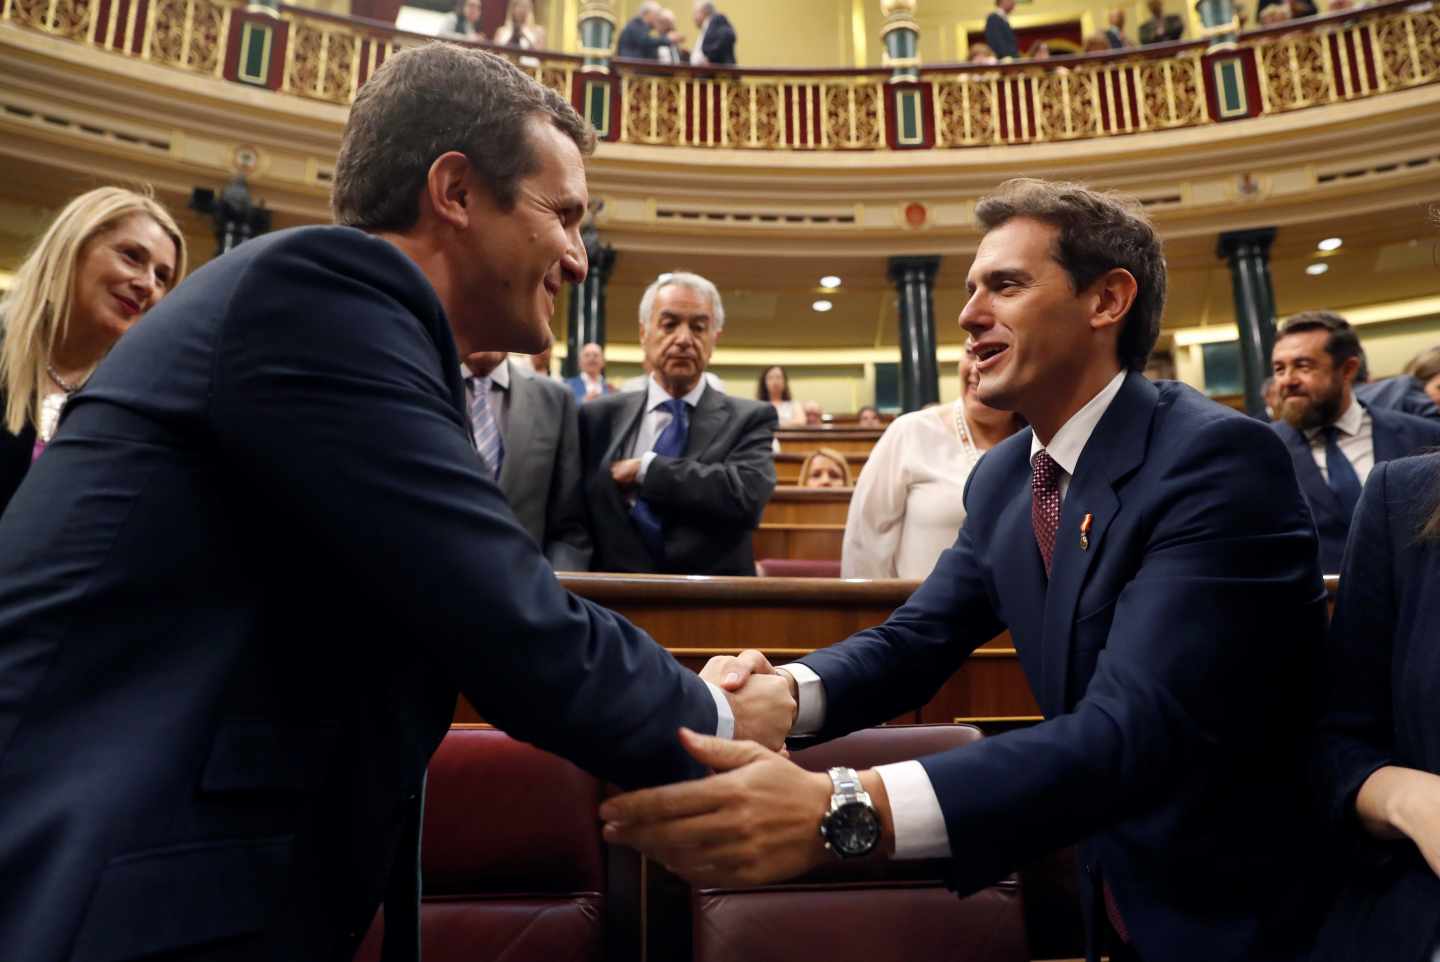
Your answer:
599;650;894;888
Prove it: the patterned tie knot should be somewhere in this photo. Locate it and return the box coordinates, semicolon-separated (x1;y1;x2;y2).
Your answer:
1031;449;1060;494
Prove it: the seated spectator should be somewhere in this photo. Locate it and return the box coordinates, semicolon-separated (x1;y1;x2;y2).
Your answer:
578;271;776;575
1263;374;1281;420
1409;346;1440;407
445;0;487;39
1355;343;1440;420
1312;450;1440;962
1;186;185;516
1105;8;1128;47
798;447;851;488
856;405;884;429
1030;41;1053;59
1258;1;1292;23
756;364;806;427
841;351;1024;579
802;399;824;425
967;41;998;64
1269;310;1440;573
1139;0;1185;43
566;341;616;402
1144;349;1177;381
494;0;547;49
1082;34;1112;53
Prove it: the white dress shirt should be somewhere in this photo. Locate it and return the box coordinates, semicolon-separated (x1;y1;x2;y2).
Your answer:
842;402;977;580
690;15;710;64
1302;397;1374;485
785;370;1129;859
628;375;708;483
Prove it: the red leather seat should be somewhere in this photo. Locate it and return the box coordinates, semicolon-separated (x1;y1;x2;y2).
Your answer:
691;725;1029;962
356;725;605;962
755;558;843;577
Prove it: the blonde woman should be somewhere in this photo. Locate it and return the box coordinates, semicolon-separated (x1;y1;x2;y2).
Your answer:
798;446;851;488
494;0;547;49
0;186;185;514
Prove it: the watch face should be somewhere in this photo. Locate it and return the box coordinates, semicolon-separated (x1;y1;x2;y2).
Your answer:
823;801;880;857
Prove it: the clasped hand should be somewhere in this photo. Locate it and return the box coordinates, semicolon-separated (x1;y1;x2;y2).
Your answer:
699;648;796;752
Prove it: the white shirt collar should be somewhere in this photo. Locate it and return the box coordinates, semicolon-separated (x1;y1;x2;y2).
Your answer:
1306;394;1364;440
997;8;1010;20
646;374;707;411
461;358;510;390
1029;370;1128;476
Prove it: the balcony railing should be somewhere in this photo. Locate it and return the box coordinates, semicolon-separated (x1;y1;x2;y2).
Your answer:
2;0;1436;150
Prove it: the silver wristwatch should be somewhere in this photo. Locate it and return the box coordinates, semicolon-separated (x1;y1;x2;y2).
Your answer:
818;766;881;858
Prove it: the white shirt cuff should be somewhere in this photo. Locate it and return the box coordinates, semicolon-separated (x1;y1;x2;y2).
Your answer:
874;761;952;860
777;663;825;735
637;450;657;482
704;680;734;739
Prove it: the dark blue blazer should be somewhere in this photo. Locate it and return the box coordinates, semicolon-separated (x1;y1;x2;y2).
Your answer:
984;10;1020;58
565;373;615;402
798;375;1333;962
698;13;737;65
0;226;719;962
615;14;662;59
1272;403;1440;574
1357;376;1439;420
1312;454;1440;962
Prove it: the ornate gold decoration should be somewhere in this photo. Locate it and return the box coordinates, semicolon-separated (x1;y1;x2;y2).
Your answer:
879;0;915;14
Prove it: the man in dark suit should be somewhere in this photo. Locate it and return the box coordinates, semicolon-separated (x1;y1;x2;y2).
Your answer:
616;0;663;59
1105;8;1128;47
602;179;1336;962
984;0;1020;60
1138;0;1185;44
464;351;592;571
579;271;776;576
1270;311;1440;574
565;340;616;402
0;45;796;962
689;0;737;65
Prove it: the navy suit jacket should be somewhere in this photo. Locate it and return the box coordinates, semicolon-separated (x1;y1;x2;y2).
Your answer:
699;13;738;65
616;14;662;59
1312;454;1440;962
578;384;776;575
798;375;1333;962
0;226;719;962
1356;375;1439;420
1272;403;1440;574
984;10;1020;58
565;373;615;402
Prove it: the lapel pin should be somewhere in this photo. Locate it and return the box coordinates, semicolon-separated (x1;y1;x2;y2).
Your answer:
1079;513;1093;552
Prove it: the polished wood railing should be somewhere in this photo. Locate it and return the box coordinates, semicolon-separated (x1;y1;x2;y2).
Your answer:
3;0;1435;150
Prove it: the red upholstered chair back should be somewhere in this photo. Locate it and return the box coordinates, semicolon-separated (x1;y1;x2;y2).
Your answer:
690;724;1029;962
755;558;843;577
355;725;605;962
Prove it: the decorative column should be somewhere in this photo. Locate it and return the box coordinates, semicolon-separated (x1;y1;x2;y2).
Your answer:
1217;228;1278;419
564;220;617;378
1194;0;1238;46
888;256;941;412
189;175;272;257
578;0;617;70
880;0;920;80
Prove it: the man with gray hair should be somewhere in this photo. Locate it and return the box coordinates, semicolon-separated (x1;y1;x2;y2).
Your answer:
617;0;665;59
579;271;776;575
689;0;737;65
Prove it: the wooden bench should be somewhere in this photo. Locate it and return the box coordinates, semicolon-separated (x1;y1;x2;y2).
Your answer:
753;523;844;561
761;485;852;526
774;428;883;457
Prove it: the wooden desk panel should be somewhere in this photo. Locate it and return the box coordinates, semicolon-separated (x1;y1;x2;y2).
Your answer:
761;486;852;526
775;428;883;457
753;523;844;561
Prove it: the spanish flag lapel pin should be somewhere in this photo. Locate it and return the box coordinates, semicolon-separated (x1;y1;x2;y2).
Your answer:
1079;513;1093;552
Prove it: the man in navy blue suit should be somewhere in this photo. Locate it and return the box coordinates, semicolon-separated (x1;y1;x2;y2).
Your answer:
985;0;1021;59
0;45;795;962
1270;311;1440;574
603;179;1335;962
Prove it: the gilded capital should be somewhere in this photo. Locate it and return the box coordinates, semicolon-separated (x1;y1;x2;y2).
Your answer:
880;0;917;14
880;0;919;37
579;0;616;21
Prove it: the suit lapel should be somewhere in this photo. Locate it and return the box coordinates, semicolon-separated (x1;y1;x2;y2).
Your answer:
684;384;731;458
1276;421;1342;522
1039;373;1154;715
1368;405;1403;462
498;362;532;491
606;391;650;464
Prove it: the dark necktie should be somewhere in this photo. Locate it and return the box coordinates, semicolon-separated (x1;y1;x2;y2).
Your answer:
631;398;689;561
1031;449;1062;577
1322;426;1362;521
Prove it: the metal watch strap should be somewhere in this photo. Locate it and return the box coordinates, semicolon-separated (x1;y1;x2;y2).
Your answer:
827;766;863;803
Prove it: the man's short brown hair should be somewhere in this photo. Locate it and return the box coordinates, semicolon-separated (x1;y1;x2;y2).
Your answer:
332;43;596;231
1276;310;1362;371
974;178;1166;372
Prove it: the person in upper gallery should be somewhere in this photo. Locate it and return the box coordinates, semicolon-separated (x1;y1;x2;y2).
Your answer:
798;447;851;489
463;350;592;571
1310;450;1440;962
1082;34;1112;52
0;45;798;962
565;340;616;402
856;405;884;429
1138;0;1185;44
1105;8;1129;47
578;270;776;576
445;0;487;39
802;399;824;425
984;0;1021;60
1355;344;1440;420
689;1;737;66
601;178;1341;962
655;7;684;63
494;0;546;49
842;350;1025;580
0;185;185;518
967;41;999;64
617;0;664;59
1269;311;1440;574
757;364;807;427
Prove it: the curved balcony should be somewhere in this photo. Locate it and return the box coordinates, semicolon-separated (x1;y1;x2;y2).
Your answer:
2;0;1436;153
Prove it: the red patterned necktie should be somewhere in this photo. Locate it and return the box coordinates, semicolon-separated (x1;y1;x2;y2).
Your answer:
1031;449;1062;576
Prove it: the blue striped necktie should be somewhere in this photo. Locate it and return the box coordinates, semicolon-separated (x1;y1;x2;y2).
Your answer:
467;375;505;479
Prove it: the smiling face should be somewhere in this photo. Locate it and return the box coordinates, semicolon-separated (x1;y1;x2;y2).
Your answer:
642;283;718;397
1272;329;1355;431
959;217;1117;437
579;342;605;376
70;213;178;348
458;115;588;355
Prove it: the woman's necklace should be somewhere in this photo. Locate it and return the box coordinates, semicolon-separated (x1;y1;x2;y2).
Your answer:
46;361;84;394
952;400;981;468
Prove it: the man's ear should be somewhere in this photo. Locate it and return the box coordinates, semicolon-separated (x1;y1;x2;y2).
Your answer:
423;151;476;232
1089;267;1139;336
1339;354;1361;385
